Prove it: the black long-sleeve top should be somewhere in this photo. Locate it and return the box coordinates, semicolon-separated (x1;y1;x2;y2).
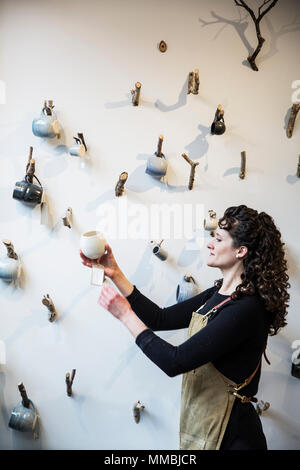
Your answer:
127;284;270;398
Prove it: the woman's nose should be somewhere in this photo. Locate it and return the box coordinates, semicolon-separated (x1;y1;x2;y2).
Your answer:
207;242;214;250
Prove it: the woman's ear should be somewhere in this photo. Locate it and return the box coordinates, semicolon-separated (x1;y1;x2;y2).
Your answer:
236;246;248;259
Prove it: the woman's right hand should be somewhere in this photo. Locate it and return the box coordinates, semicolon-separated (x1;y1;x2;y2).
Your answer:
80;243;121;281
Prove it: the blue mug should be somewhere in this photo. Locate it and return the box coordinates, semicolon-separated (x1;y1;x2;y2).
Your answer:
8;400;38;433
176;274;199;302
32;106;60;138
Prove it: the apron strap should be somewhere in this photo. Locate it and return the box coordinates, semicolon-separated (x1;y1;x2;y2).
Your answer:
197;296;231;316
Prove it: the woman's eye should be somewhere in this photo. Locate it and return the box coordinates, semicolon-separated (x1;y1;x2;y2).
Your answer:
216;238;221;242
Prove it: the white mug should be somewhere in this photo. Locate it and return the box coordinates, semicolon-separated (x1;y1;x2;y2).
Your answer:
69;144;86;158
80;231;106;260
0;257;21;282
204;210;218;231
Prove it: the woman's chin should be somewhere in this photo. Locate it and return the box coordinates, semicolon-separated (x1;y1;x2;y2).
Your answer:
206;258;215;266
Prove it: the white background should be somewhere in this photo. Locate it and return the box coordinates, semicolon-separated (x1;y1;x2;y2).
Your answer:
0;0;299;450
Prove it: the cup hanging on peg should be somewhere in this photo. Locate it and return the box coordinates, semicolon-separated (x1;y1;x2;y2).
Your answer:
150;239;168;261
145;135;168;180
0;239;21;282
69;133;87;157
204;210;218;237
211;105;226;135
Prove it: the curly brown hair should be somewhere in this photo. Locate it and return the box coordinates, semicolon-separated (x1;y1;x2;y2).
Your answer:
214;205;290;336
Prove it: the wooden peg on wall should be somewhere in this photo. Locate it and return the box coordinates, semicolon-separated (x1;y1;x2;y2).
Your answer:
131;82;141;106
66;369;76;397
26;146;35;183
43;99;54;115
287;103;300;138
62;207;72;228
187;69;199;95
18;382;30;408
42;294;57;322
77;133;88;152
158;40;167;52
181;153;200;190
2;239;18;259
133;401;145;423
239;151;246;179
155;135;164;157
115;172;128;197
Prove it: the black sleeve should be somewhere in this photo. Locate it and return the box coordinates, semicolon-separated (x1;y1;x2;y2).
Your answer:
126;285;217;331
135;297;260;377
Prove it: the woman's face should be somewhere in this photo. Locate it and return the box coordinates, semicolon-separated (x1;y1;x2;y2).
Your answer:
206;228;241;269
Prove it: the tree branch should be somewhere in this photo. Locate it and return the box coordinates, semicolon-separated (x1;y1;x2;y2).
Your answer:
234;0;279;70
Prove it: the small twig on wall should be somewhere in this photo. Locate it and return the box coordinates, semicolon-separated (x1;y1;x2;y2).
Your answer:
239;151;246;179
2;239;18;259
133;401;145;423
18;382;30;408
26;147;35;183
62;207;72;228
155;135;164;157
297;155;300;178
42;294;57;322
77;133;88;152
234;0;279;71
187;69;200;95
181;153;200;190
66;369;76;397
115;172;128;196
131;82;141;106
287;103;300;138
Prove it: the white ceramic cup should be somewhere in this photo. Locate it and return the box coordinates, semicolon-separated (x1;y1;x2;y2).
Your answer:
203;211;218;231
69;144;86;157
80;231;106;260
0;257;21;282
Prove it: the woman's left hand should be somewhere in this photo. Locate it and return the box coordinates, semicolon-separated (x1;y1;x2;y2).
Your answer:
98;283;132;321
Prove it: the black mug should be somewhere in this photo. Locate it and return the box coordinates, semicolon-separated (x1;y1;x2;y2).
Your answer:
13;177;43;204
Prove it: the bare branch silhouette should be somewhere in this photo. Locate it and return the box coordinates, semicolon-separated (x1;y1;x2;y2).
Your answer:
234;0;279;70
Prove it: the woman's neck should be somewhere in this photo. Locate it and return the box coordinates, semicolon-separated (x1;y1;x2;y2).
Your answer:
218;266;244;295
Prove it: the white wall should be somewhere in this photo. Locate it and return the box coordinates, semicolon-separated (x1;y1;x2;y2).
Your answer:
0;0;299;450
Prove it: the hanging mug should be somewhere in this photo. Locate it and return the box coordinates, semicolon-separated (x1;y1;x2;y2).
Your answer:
176;274;199;303
146;154;168;179
0;256;21;282
0;240;21;282
8;400;38;433
32;102;60;138
13;175;43;205
150;240;168;261
80;231;106;259
69;133;87;157
204;210;218;232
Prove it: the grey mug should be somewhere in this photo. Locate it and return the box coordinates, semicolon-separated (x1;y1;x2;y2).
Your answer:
8;400;38;433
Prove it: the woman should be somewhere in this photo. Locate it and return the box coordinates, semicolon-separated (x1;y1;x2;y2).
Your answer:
80;205;290;450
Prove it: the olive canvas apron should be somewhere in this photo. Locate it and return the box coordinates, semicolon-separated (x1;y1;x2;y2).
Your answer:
180;297;261;450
